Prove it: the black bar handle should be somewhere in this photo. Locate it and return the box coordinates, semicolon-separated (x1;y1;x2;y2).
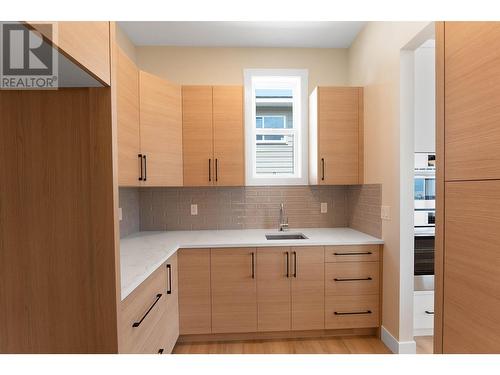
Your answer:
425;310;434;315
321;158;325;181
158;349;164;354
334;277;373;282
333;252;372;256
132;293;162;327
251;252;255;279
208;159;212;182
143;155;147;181
138;154;143;181
285;252;289;278
167;264;172;294
293;251;297;278
334;310;372;316
215;158;219;182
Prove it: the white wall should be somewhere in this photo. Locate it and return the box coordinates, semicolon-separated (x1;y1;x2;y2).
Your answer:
414;42;436;153
348;22;432;351
136;46;349;93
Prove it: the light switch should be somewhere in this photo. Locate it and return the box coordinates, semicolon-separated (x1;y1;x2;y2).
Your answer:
119;207;123;221
320;202;328;214
191;204;198;216
381;205;391;220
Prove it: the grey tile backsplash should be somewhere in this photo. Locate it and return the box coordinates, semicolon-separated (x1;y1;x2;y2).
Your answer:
119;185;382;238
347;184;382;238
119;187;140;238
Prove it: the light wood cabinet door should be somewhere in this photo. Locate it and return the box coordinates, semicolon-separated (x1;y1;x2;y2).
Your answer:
444;22;500;181
182;86;214;186
325;295;379;329
178;249;212;335
117;47;140;186
28;21;111;85
211;248;257;333
213;86;244;186
291;247;325;330
325;262;379;296
257;247;291;332
120;264;168;353
140;71;183;186
443;180;500;353
310;87;363;185
163;253;179;353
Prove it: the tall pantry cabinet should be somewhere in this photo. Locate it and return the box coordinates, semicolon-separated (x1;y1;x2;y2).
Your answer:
435;21;500;354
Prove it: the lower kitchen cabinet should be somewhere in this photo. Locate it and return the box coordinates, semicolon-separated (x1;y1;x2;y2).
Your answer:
291;247;325;330
163;253;179;353
257;247;291;332
325;295;379;329
120;254;179;354
177;245;382;339
211;248;257;333
324;245;381;330
414;291;434;337
178;249;212;334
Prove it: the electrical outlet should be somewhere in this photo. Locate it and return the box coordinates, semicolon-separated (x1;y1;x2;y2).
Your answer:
190;204;198;216
381;205;391;220
119;207;123;221
320;202;328;214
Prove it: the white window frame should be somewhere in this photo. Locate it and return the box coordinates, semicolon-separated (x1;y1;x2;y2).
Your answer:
244;69;309;186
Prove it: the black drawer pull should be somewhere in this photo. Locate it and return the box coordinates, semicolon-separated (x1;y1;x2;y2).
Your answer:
333;252;372;256
132;293;162;328
425;310;434;315
138;154;143;181
215;158;219;182
334;277;372;282
285;251;289;278
158;349;164;354
334;310;372;316
143;155;147;181
167;264;172;294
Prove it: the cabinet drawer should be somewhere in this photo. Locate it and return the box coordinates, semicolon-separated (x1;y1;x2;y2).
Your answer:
325;262;379;296
325;295;379;329
414;291;434;335
120;264;167;353
325;245;380;263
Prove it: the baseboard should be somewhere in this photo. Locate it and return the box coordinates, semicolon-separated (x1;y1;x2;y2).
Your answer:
381;326;416;354
414;328;434;337
179;327;378;343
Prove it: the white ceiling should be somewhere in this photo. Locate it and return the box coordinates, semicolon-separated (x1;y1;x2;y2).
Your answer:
118;21;366;48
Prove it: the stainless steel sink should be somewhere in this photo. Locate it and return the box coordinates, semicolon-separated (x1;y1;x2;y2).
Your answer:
265;233;308;240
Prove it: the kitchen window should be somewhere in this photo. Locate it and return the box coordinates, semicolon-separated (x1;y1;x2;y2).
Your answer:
244;69;308;185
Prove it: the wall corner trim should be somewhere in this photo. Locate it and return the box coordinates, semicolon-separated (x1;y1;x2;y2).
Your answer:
381;326;416;354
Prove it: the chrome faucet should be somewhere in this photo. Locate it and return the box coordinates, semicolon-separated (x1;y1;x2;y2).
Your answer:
278;203;289;232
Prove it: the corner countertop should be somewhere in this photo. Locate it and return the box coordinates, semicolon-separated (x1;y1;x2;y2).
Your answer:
120;228;384;301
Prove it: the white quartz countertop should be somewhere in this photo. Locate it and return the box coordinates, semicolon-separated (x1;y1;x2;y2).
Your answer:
120;228;384;300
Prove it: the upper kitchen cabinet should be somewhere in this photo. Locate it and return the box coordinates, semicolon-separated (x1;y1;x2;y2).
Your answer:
444;22;500;181
116;48;140;186
309;87;364;185
139;71;183;187
182;86;214;186
26;21;111;85
182;86;244;187
116;51;183;187
213;86;245;186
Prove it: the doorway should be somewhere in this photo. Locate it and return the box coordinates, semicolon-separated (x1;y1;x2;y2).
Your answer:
400;23;436;354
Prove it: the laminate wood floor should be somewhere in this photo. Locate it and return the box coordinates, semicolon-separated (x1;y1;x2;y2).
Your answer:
415;336;433;354
173;336;392;354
